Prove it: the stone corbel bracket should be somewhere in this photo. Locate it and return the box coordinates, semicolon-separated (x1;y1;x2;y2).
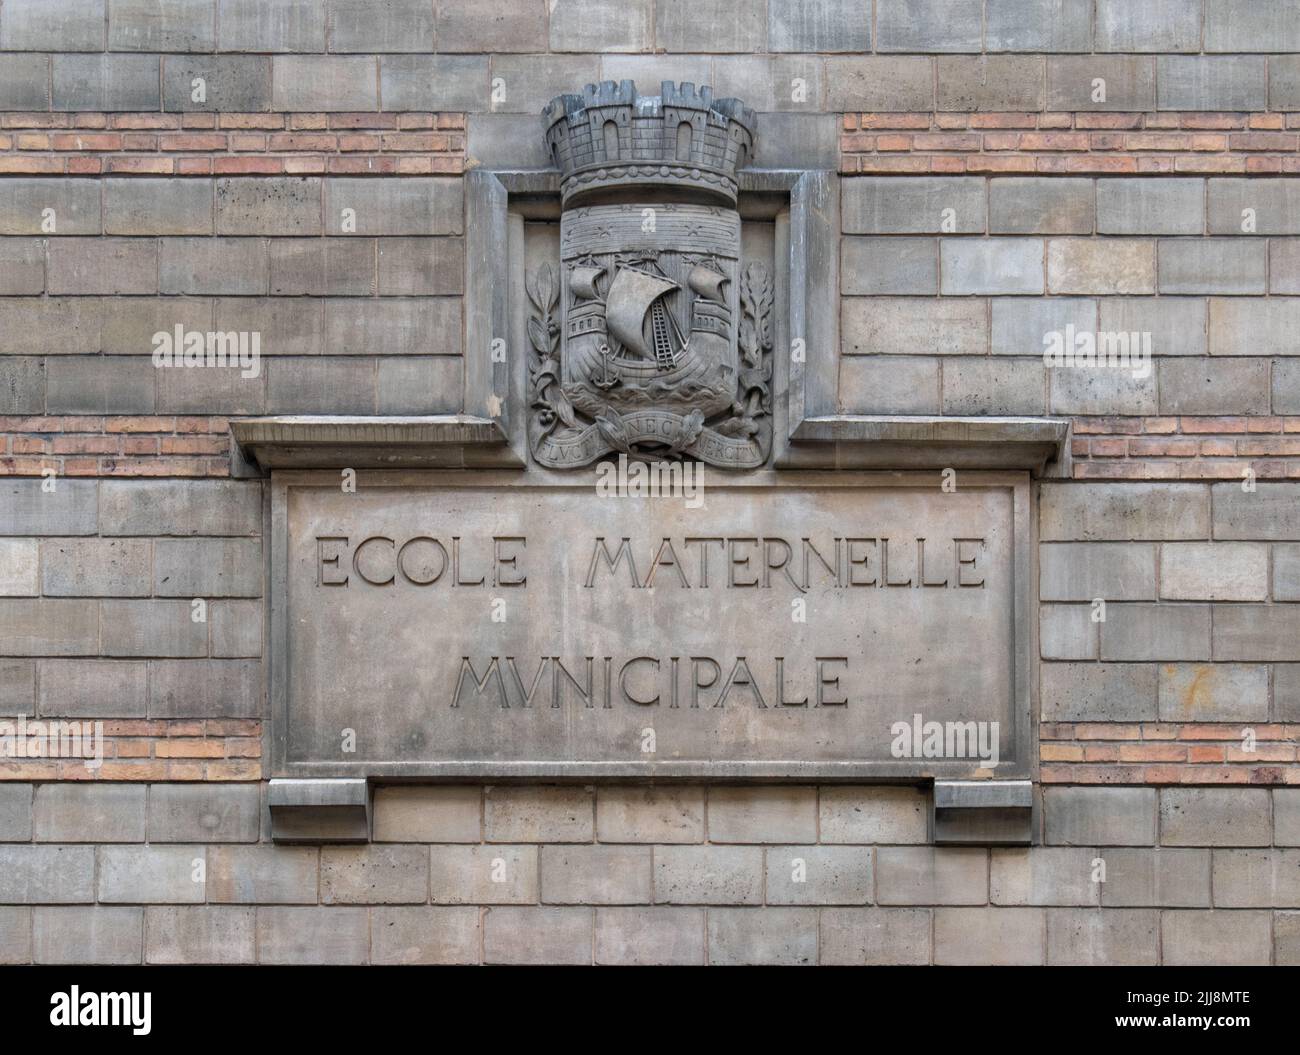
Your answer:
933;779;1034;846
269;777;370;843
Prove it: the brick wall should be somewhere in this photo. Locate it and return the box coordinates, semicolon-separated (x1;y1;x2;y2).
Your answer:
2;0;1300;965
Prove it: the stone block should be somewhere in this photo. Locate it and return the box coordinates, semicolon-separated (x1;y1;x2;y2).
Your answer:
843;297;987;357
148;784;261;843
109;0;214;51
484;786;593;843
1048;238;1155;295
707;786;817;844
1040;662;1157;721
1157;56;1268;112
217;0;326;52
934;907;1044;965
876;846;986;905
1046;908;1158;965
148;658;261;719
47;239;158;295
328;0;434;52
33;785;145;843
1158;239;1266;294
320;845;429;904
1167;357;1272;415
162;55;272;112
549;0;653;52
146;906;256;965
1040;542;1156;601
100;599;209;658
819;907;930;964
1097;179;1204;236
823;56;934;111
941;238;1044;295
33;907;141;965
839;356;940;414
935;57;1045;111
1158;662;1269;722
52;54;159;110
41;538;150;597
271;55;377;111
1161;788;1272;847
216;178;322;237
989;178;1093;235
256;907;369;965
1047;55;1155;111
877;0;981;51
843;177;985;235
372;786;481;843
1095;0;1202;52
370;906;479;965
595;787;704;843
1042;482;1208;542
940;358;1047;414
593;907;704;965
707;908;818;965
985;0;1092;52
653;846;763;905
1161;909;1271;965
540;845;653;905
38;659;146;718
429;844;537;904
1099;603;1210;661
765;846;873;905
1039;604;1098;660
482;906;591;965
0;599;99;657
45;357;156;415
1100;848;1211;907
207;845;319;903
0;0;105;50
1043;787;1157;846
820;786;929;843
841;237;937;295
98;845;206;903
1213;605;1300;662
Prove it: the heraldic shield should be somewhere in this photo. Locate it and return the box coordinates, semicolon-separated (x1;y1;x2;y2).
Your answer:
528;82;774;470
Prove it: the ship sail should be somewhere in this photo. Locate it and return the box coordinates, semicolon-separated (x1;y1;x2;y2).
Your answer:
569;265;605;300
687;265;727;303
605;267;680;365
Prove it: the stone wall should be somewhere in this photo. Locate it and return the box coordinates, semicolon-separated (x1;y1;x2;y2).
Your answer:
2;0;1299;964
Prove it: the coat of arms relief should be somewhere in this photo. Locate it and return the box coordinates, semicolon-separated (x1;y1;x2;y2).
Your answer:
527;82;773;469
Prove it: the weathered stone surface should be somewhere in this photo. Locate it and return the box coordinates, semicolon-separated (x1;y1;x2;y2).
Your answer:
1212;483;1300;540
942;238;1044;295
33;785;146;843
0;907;31;964
1039;542;1156;601
1158;663;1269;722
765;846;873;905
843;298;987;357
990;178;1093;235
1095;0;1200;52
1097;179;1204;236
594;907;704;965
207;846;318;904
257;907;369;965
1100;848;1211;908
820;907;929;965
372;786;482;843
1213;605;1300;662
708;787;817;844
708;908;818;965
371;906;479;965
320;845;429;904
98;845;206;903
0;846;95;903
1048;238;1156;295
1160;789;1272;847
876;847;985;905
1039;604;1097;660
33;907;142;965
1099;603;1210;662
147;784;261;843
934;907;1044;965
654;846;763;904
596;787;704;843
1046;908;1158;966
820;787;929;843
0;785;33;841
148;659;262;719
1159;543;1268;601
843;177;985;234
1159;239;1267;294
1043;788;1157;847
540;845;652;904
1162;910;1271;966
484;787;593;842
1041;662;1157;722
429;845;537;904
146;906;256;965
482;906;591;965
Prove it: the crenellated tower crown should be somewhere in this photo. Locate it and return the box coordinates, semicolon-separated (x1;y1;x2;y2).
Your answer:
542;81;757;206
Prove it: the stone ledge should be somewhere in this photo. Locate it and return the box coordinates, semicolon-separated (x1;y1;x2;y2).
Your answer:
780;415;1071;475
229;415;524;474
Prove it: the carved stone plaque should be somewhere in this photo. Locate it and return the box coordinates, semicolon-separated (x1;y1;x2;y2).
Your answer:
271;471;1032;780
